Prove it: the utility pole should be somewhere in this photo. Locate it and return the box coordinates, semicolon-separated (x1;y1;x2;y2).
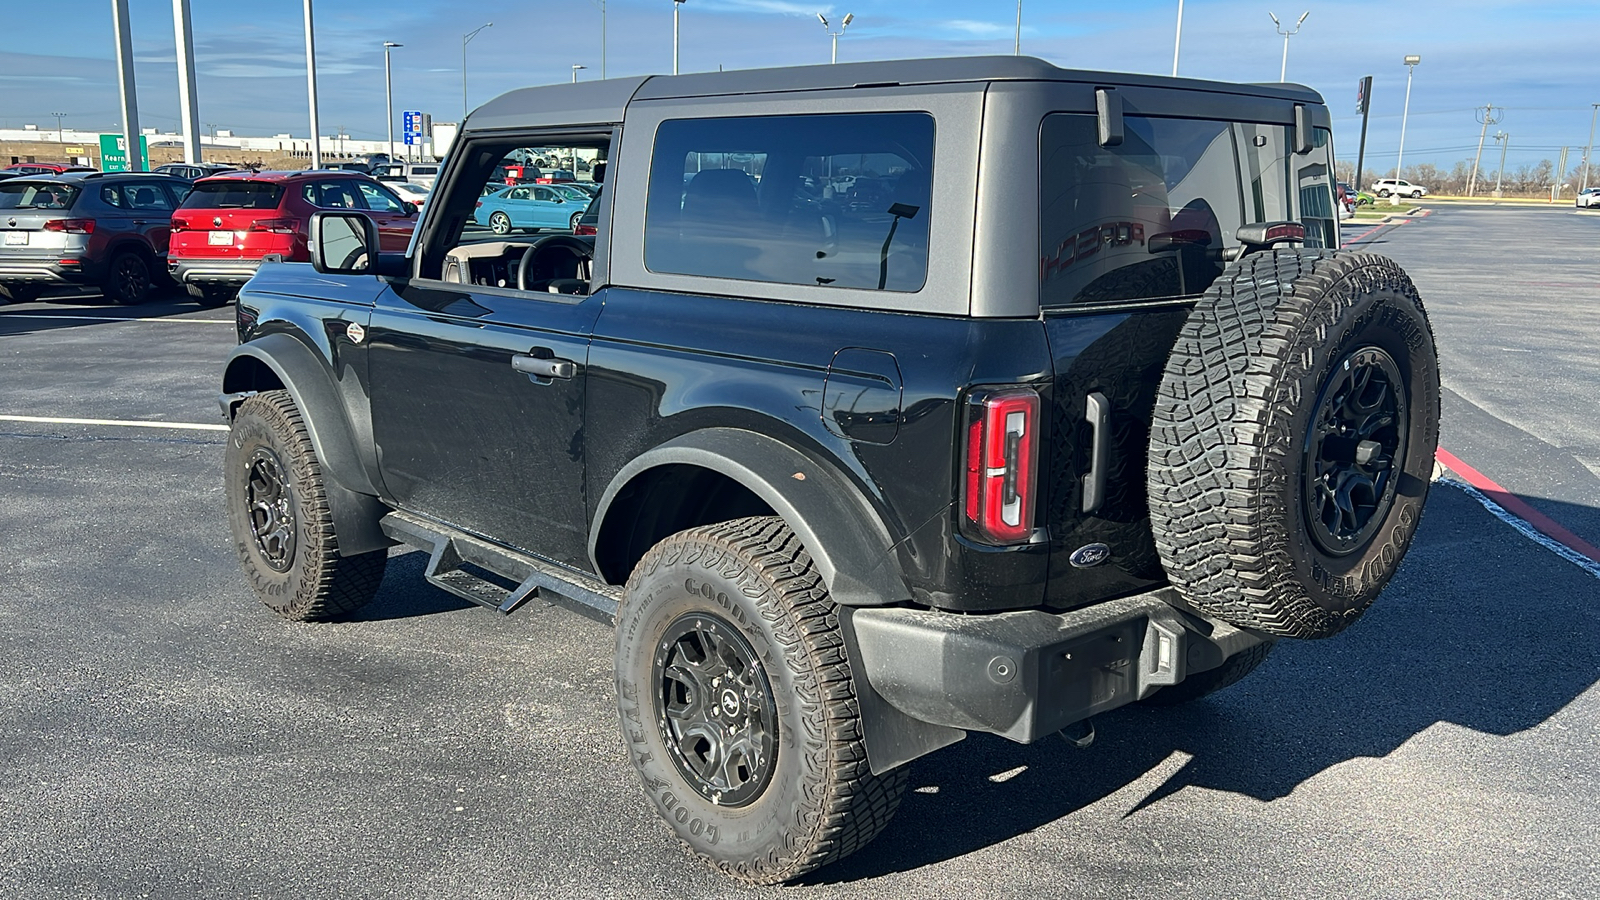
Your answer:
1355;75;1373;192
1554;146;1569;201
1468;103;1502;198
1493;131;1509;198
1583;103;1599;192
111;0;145;171
303;0;322;169
1172;0;1184;76
173;0;202;163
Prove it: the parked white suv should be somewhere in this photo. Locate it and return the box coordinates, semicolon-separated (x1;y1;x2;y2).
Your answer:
1372;178;1428;198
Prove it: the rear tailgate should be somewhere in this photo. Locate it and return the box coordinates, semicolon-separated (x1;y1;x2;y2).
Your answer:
171;181;295;260
0;183;83;259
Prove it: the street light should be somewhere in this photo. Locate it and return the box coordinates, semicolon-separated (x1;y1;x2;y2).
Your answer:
818;12;853;65
1269;11;1309;82
673;0;686;76
1393;54;1421;206
572;64;587;83
383;41;402;164
590;0;607;79
463;22;493;121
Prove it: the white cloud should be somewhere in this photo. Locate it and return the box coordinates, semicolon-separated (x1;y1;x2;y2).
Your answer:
941;19;1011;39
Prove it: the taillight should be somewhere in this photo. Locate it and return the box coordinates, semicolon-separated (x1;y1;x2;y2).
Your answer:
474;201;483;208
43;218;95;234
573;223;597;236
248;217;299;234
961;387;1040;544
170;218;188;232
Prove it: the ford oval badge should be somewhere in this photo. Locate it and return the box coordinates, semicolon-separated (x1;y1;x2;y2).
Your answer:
1069;543;1111;568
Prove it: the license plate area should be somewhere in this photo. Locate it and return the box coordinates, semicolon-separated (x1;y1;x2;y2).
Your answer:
3;232;26;246
207;231;234;246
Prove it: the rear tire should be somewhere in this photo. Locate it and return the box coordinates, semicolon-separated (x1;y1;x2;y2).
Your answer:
225;391;386;621
489;211;512;235
569;211;583;231
1148;250;1439;639
1142;642;1275;705
615;517;908;884
187;284;235;308
102;250;153;305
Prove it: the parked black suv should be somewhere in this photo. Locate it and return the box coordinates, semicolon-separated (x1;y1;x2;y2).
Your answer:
0;172;193;304
219;57;1439;884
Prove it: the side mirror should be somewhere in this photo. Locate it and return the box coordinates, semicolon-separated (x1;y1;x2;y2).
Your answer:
405;203;418;217
309;211;379;275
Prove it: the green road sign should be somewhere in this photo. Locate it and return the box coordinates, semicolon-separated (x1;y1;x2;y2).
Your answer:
98;134;149;172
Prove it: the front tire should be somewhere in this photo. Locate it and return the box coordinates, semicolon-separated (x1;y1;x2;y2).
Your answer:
615;517;908;884
569;211;583;231
225;391;386;621
1148;250;1440;639
1376;189;1392;198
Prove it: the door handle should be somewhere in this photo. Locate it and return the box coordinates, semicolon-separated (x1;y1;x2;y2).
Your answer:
1081;392;1109;514
511;354;577;380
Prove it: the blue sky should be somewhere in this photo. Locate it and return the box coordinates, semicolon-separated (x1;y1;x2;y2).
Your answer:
2;1;1596;175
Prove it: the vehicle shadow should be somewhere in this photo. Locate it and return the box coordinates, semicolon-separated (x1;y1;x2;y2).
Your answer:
0;287;223;337
805;484;1600;881
347;549;475;621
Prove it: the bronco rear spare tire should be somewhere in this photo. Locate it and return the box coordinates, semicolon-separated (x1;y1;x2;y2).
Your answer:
1148;249;1439;639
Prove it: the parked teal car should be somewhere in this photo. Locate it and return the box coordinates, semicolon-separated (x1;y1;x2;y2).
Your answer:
473;184;590;234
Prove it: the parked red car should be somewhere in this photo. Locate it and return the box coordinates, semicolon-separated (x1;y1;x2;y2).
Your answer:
167;170;415;305
2;163;97;176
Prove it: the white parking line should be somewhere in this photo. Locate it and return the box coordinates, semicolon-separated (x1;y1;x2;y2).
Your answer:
0;414;229;432
0;315;232;324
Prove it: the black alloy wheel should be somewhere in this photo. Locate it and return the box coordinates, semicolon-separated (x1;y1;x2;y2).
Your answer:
245;446;297;572
1302;346;1409;557
653;612;778;808
105;252;151;305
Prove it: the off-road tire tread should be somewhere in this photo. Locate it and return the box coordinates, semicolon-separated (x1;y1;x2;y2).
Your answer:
620;516;908;884
1142;641;1275;706
230;391;386;621
1148;249;1435;638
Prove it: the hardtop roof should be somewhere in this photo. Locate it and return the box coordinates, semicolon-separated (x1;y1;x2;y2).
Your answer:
465;55;1325;132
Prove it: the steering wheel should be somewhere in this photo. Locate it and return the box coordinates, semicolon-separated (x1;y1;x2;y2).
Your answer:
515;234;596;293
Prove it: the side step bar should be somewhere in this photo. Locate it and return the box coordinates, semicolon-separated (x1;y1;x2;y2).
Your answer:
379;510;622;625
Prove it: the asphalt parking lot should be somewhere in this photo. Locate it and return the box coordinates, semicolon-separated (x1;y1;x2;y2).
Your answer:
2;204;1598;899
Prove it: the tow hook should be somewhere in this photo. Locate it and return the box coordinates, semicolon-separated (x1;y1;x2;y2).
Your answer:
1058;718;1096;749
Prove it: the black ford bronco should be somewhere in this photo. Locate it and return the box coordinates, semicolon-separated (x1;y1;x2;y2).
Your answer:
220;57;1439;884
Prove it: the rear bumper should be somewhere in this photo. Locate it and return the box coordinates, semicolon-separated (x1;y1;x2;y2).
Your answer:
851;588;1269;744
169;258;262;285
0;257;99;285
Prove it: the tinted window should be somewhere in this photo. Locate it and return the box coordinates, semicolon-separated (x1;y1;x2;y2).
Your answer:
127;183;175;211
100;184;131;209
179;181;284;210
1040;113;1332;308
644;112;934;292
0;182;81;209
355;181;405;213
302;181;361;209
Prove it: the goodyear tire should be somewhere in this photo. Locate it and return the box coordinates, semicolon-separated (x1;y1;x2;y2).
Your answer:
1148;250;1439;639
225;390;387;621
615;517;908;884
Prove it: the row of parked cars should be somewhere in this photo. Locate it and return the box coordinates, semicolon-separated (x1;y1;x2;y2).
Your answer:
0;161;591;307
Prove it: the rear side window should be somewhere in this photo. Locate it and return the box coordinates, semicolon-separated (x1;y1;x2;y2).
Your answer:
302;181;362;209
644;112;934;292
180;181;284;210
0;182;81;210
1039;113;1335;308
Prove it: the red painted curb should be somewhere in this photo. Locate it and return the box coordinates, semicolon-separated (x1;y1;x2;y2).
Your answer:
1435;447;1600;565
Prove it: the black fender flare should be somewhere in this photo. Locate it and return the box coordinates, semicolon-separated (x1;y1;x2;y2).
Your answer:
220;332;392;556
590;428;911;607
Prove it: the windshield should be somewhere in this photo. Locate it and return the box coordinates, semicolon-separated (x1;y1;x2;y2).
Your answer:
178;181;285;210
0;182;82;210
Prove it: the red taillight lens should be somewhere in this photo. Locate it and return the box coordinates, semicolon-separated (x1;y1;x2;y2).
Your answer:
43;218;95;234
961;388;1040;544
573;223;597;236
248;217;299;234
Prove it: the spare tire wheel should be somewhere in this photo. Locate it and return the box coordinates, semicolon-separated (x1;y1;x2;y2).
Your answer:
1148;249;1439;639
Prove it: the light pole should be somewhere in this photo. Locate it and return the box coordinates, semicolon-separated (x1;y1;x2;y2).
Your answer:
463;22;492;121
1172;0;1184;76
572;64;587;83
1269;11;1309;82
303;0;322;169
591;0;607;78
1492;131;1509;198
818;12;853;65
52;112;65;144
673;0;686;75
1014;0;1021;55
383;41;402;164
173;0;202;163
1393;54;1420;205
1582;102;1599;192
